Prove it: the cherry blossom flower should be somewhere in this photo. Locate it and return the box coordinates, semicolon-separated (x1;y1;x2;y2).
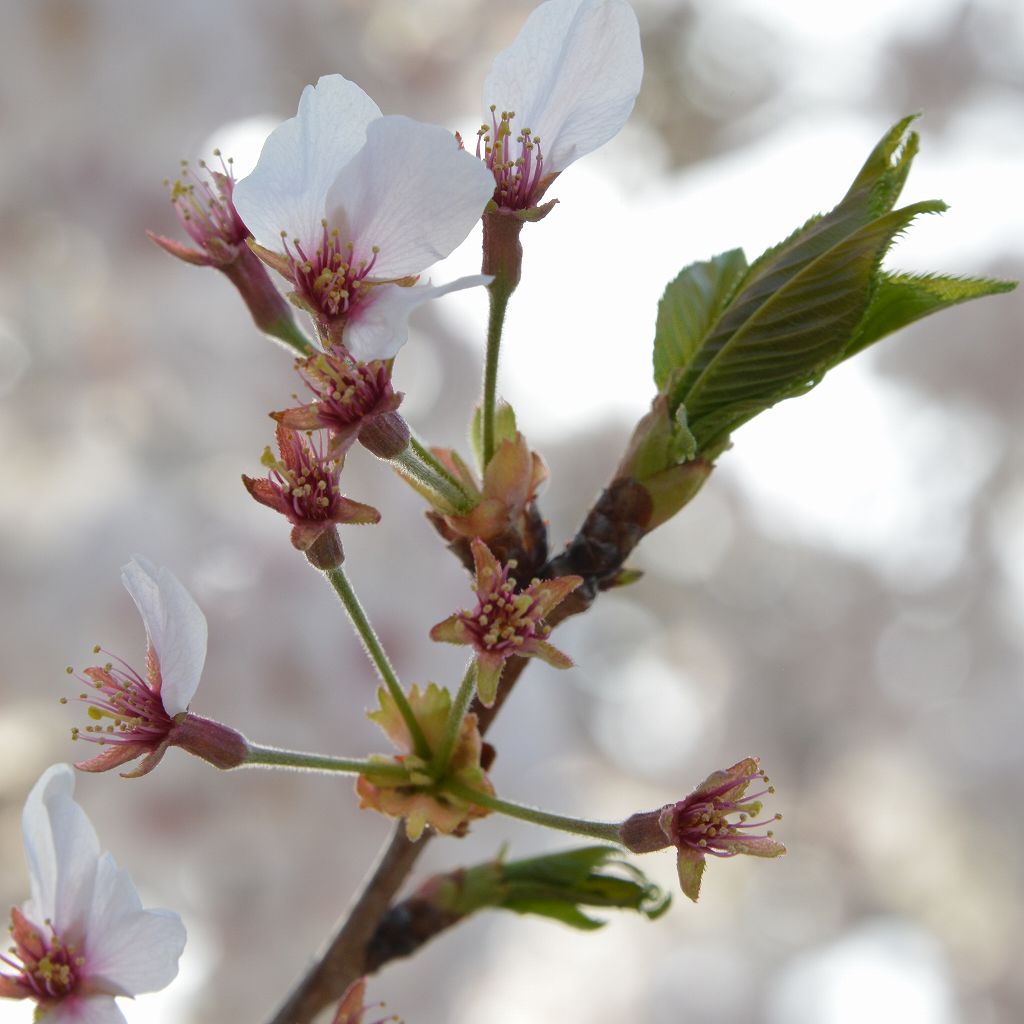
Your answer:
232;74;494;357
430;538;581;706
68;557;247;777
0;763;186;1021
271;351;407;459
478;0;643;212
243;423;381;567
357;683;494;841
619;757;785;902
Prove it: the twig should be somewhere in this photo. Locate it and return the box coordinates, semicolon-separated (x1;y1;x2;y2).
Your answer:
266;825;428;1024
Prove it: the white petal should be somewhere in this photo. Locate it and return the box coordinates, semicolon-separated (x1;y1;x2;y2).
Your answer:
84;853;186;995
21;764;100;938
344;276;492;361
233;75;382;252
39;996;127;1024
121;556;207;716
483;0;643;172
326;116;494;279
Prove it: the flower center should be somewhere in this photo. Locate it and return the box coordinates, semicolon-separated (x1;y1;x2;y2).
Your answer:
64;648;173;751
464;561;549;654
166;150;248;252
261;431;341;523
2;912;84;1002
477;106;546;210
300;354;393;428
672;770;781;857
283;224;380;318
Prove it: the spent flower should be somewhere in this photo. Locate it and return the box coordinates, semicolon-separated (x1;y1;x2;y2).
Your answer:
243;423;381;568
430;538;581;706
67;557;247;777
619;757;785;901
272;351;407;459
233;74;493;357
0;764;186;1021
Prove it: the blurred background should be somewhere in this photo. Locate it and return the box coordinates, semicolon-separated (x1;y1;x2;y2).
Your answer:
1;0;1022;1021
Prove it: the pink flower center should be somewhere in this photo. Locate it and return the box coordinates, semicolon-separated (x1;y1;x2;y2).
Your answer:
463;562;550;656
477;106;546;210
2;914;84;1002
65;648;173;751
300;354;394;429
284;224;380;318
262;431;342;525
166;150;248;253
669;769;781;858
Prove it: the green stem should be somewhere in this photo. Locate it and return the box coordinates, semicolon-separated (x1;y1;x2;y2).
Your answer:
389;444;474;514
244;744;409;777
324;566;431;760
409;434;465;493
481;285;512;466
442;780;623;844
431;661;477;776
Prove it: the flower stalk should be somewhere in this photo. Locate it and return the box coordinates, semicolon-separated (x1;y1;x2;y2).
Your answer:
324;567;431;759
243;744;411;777
439;779;621;844
388;443;475;514
480;214;523;466
430;661;477;777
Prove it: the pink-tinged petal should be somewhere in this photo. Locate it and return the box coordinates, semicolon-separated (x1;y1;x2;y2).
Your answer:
342;275;491;361
527;574;582;617
675;847;707;903
469;537;502;592
21;764;100;937
74;743;154;775
693;757;760;803
120;556;207;716
241;474;290;515
429;614;474;646
117;740;171;780
328;116;494;279
475;654;504;707
233;75;382;253
526;639;574;670
144;231;214;267
332;979;368;1024
40;996;128;1024
85;854;185;995
483;0;643;173
270;404;326;432
332;496;383;525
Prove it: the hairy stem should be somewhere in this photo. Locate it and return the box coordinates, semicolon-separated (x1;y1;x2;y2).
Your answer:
389;444;475;514
481;284;512;466
431;661;477;777
324;566;431;760
441;780;622;843
244;745;409;777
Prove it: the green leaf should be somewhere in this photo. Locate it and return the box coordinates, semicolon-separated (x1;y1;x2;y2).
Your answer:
679;199;945;451
844;271;1017;360
646;116;1013;456
653;249;748;390
470;400;517;473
